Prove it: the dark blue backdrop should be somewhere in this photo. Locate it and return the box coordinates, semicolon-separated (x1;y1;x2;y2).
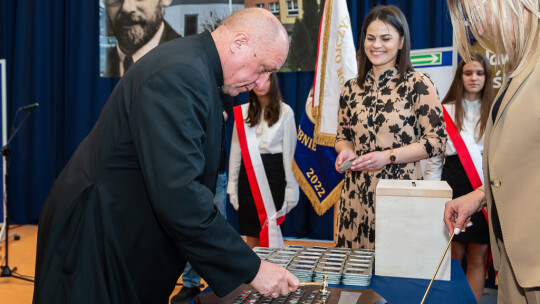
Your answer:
0;0;452;240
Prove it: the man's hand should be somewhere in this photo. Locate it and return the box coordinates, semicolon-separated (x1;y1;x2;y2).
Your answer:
443;189;486;236
250;260;299;298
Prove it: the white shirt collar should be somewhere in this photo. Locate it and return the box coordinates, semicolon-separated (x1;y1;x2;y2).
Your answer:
462;98;480;111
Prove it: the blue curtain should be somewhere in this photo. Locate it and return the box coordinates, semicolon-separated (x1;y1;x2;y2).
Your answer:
0;0;112;224
0;0;453;240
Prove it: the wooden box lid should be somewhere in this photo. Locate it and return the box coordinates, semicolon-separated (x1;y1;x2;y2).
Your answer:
376;179;451;198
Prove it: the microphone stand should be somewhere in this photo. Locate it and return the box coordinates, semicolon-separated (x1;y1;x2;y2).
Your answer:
0;109;34;282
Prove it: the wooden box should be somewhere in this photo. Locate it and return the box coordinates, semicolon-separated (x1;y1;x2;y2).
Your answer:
375;179;452;281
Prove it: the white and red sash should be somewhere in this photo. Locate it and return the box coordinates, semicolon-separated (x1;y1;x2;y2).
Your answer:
443;105;494;272
233;105;286;248
443;106;484;188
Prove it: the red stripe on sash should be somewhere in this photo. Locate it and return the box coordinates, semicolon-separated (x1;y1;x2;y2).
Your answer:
443;106;493;271
443;107;483;189
233;105;270;246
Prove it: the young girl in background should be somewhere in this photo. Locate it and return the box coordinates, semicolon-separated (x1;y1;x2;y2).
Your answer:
228;73;299;248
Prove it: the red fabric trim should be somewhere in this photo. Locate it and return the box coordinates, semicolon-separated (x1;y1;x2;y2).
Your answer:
233;106;270;246
443;107;493;272
443;107;483;189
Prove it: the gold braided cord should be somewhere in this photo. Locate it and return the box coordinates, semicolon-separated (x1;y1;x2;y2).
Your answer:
313;0;334;147
316;134;337;146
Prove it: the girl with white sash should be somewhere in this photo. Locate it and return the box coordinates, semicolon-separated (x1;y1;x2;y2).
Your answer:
228;73;299;248
424;52;494;303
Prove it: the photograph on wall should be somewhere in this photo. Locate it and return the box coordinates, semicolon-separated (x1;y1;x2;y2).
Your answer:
99;0;323;77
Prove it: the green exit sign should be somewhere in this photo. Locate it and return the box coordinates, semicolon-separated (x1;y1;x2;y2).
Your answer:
410;52;442;66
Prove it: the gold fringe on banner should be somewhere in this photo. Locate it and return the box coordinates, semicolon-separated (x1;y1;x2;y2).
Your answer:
313;0;334;147
292;160;344;216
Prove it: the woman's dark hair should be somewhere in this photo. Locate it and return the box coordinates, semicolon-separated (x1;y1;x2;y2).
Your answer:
356;5;413;88
246;73;282;127
442;51;494;139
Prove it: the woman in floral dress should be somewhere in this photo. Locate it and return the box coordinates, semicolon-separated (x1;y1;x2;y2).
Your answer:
334;5;447;249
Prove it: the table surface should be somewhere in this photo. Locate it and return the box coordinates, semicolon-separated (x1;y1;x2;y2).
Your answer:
191;259;476;304
364;259;475;303
194;285;386;304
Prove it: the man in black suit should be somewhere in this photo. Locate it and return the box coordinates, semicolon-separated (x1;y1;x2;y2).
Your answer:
33;7;296;304
103;0;181;77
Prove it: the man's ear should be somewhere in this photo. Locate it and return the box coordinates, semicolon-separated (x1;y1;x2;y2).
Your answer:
162;0;173;7
230;32;249;53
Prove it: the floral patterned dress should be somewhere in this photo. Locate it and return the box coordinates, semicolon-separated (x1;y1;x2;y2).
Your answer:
335;67;447;249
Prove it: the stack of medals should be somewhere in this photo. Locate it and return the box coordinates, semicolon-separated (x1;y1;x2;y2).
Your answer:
266;247;297;268
288;246;326;282
341;249;374;286
252;246;374;287
313;248;350;285
252;247;276;260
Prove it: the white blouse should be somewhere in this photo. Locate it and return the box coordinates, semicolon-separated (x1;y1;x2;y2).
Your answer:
227;102;300;204
423;99;484;181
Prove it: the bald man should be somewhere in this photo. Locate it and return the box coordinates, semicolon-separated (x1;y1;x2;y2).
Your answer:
33;8;297;304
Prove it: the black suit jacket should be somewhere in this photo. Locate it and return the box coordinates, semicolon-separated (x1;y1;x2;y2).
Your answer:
103;21;181;78
34;31;261;304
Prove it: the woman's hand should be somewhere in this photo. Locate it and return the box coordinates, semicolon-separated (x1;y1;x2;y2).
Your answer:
335;149;356;172
443;189;486;236
350;151;390;171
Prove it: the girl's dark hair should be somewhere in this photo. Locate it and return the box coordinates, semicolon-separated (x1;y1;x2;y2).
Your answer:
442;51;494;139
356;5;413;88
246;73;282;127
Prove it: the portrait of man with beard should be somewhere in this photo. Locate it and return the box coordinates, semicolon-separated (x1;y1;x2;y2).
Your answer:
103;0;181;77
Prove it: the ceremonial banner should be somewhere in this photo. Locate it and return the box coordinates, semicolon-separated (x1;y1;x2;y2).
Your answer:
292;0;357;215
312;0;358;146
